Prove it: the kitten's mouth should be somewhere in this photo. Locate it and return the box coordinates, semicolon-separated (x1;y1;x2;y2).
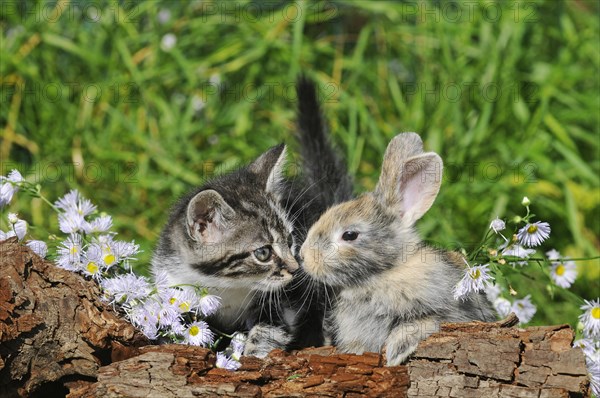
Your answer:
257;269;294;291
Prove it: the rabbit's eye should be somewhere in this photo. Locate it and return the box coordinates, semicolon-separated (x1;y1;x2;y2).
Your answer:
254;246;273;262
341;231;359;241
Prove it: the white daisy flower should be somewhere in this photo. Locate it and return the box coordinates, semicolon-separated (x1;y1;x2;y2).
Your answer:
26;240;48;258
502;244;536;258
489;218;506;233
216;352;241;371
550;259;577;288
94;235;117;266
101;273;152;305
83;215;113;234
0;169;23;207
545;249;561;261
153;269;171;291
168;318;187;336
579;298;600;339
517;221;551;247
230;332;246;360
199;294;221;316
161;287;200;314
112;239;140;262
55;189;96;217
56;234;84;271
134;295;180;330
55;190;79;211
511;295;536;324
93;235;139;268
81;244;104;278
185;321;214;347
453;264;495;301
502;244;536;267
156;304;183;329
58;209;86;234
493;297;512;318
129;302;160;340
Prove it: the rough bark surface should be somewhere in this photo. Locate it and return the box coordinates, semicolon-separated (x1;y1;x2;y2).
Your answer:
0;240;590;397
0;239;149;397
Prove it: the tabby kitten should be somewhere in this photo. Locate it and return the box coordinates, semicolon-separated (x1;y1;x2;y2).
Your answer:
151;78;351;356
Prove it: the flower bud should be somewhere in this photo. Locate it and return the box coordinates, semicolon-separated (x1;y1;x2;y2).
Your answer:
521;196;531;206
8;213;18;224
490;218;506;233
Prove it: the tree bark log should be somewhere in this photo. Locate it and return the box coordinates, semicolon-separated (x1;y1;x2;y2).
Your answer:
0;240;590;397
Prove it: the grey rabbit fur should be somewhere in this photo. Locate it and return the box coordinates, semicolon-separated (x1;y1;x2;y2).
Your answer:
299;132;495;365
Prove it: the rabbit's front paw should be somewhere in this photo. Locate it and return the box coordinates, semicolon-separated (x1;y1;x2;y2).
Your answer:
243;324;291;358
385;318;440;366
384;338;419;366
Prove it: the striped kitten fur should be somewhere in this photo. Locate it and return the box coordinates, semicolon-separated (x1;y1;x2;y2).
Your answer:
151;78;351;356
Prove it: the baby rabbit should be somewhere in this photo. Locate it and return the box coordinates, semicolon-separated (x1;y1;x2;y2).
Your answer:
299;133;495;365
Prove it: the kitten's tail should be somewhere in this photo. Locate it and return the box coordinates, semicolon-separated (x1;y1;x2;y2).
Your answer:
296;76;353;207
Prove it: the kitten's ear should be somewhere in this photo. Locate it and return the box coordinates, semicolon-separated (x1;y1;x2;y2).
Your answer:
375;133;443;226
186;190;235;243
248;144;287;195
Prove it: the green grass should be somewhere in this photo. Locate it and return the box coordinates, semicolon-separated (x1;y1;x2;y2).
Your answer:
1;0;598;327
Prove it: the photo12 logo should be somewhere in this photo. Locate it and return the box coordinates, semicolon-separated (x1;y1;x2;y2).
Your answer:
1;162;139;185
1;2;140;24
1;82;140;104
197;1;337;23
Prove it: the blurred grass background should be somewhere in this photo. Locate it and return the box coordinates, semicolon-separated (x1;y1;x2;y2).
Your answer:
1;0;598;327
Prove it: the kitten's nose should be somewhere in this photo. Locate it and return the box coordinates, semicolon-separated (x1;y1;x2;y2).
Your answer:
273;243;300;273
284;257;300;274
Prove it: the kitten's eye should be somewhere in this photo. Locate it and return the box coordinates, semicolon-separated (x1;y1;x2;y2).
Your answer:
287;234;294;248
253;246;272;262
341;231;359;241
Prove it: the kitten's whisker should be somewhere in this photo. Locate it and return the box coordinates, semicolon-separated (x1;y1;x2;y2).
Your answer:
285;175;328;217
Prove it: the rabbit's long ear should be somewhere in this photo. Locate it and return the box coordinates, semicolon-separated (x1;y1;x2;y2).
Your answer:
375;134;443;225
375;133;424;201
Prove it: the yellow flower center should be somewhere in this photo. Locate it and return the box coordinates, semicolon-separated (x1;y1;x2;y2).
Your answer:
592;307;600;320
527;224;538;234
104;253;116;266
179;302;190;312
469;269;481;280
87;262;99;274
556;264;565;276
70;246;78;255
189;325;199;337
169;297;177;305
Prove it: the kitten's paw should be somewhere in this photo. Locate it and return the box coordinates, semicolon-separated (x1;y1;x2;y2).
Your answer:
243;324;291;358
